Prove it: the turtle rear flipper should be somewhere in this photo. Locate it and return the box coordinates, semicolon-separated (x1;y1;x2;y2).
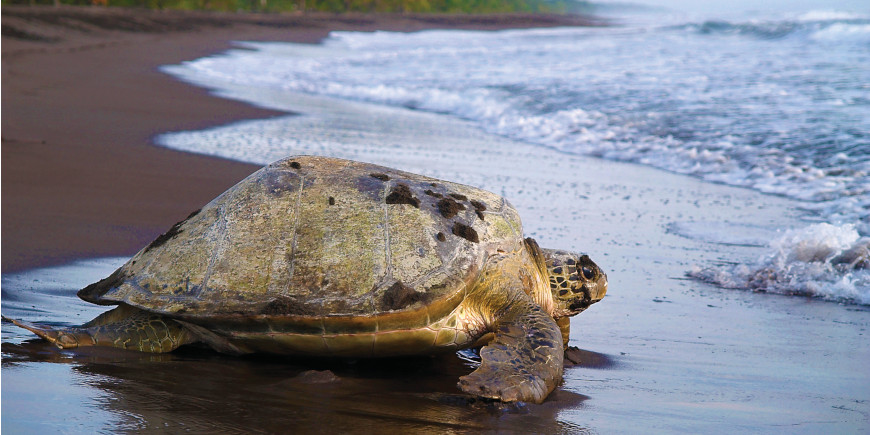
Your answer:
457;303;564;404
2;316;81;348
3;305;195;353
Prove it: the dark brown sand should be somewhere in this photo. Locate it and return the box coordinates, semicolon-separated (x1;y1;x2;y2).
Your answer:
1;6;599;273
4;12;869;430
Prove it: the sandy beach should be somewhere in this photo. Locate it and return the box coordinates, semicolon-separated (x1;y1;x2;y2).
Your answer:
3;5;869;434
2;6;598;273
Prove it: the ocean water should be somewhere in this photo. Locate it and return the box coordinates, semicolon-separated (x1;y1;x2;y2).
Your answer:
158;8;870;304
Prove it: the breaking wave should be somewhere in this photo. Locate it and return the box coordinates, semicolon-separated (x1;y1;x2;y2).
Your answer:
690;224;870;304
673;12;870;41
161;8;870;303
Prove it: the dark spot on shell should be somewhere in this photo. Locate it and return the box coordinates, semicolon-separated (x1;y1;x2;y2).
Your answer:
328;196;335;205
381;281;428;311
556;276;565;283
77;267;128;304
550;283;558;290
261;296;318;316
289;161;301;169
370;173;390;181
264;171;300;195
424;189;443;198
568;274;579;281
566;258;575;265
436;232;446;242
470;200;487;220
553;267;563;274
436;197;465;219
355;175;386;200
452;222;479;243
143;209;200;253
449;193;468;201
560;282;569;289
559;289;569;296
385;183;420;208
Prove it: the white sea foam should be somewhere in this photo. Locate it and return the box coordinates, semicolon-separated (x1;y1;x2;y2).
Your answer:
690;224;870;304
810;22;870;41
159;10;870;302
795;10;869;22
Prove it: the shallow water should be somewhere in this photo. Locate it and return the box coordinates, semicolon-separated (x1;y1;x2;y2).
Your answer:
158;7;870;304
5;109;869;431
2;340;593;433
5;4;870;433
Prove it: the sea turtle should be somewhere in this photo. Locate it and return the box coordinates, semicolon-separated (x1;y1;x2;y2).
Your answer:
5;155;607;404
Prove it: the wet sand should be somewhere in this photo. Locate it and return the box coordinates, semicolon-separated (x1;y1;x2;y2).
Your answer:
4;94;870;432
1;5;599;273
3;6;869;434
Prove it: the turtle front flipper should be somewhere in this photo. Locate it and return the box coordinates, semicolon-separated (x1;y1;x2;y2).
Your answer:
3;305;195;353
457;302;564;404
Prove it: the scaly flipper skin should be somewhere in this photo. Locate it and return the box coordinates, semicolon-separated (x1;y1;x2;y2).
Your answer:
2;157;608;405
457;302;564;404
2;305;194;353
556;317;571;349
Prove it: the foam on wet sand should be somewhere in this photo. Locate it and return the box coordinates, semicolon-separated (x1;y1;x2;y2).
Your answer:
2;7;869;433
5;91;869;432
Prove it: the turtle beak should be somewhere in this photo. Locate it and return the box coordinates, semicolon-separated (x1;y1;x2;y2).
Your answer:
567;264;607;314
591;271;607;303
578;255;607;306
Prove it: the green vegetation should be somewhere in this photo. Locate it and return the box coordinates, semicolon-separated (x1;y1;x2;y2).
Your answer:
5;0;587;14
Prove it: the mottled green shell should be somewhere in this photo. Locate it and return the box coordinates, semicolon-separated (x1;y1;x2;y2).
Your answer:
80;156;525;324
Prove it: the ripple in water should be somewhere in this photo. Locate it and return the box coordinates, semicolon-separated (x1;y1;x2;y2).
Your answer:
690;223;870;304
160;10;870;303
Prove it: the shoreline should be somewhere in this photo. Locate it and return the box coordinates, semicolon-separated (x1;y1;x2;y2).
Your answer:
1;6;600;273
4;9;870;431
5;91;868;431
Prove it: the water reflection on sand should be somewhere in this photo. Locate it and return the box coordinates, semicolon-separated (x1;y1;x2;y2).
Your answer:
3;338;607;433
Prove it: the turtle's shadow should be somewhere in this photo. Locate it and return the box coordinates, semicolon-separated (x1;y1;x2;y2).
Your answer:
564;346;619;370
4;339;593;432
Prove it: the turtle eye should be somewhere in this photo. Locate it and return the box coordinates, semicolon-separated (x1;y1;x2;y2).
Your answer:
582;267;595;280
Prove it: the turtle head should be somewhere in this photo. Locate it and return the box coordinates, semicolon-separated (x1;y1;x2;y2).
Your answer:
541;249;608;318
